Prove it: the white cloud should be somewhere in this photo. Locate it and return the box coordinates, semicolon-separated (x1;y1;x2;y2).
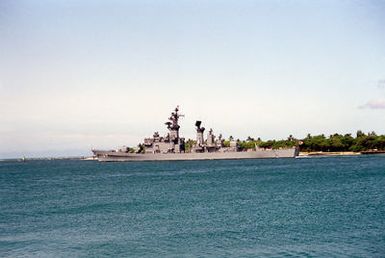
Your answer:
359;79;385;109
359;98;385;109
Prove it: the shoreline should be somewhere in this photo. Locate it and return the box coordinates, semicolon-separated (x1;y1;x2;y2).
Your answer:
4;151;385;162
299;151;361;157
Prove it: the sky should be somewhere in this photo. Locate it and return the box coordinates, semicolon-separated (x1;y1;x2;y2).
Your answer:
1;0;385;158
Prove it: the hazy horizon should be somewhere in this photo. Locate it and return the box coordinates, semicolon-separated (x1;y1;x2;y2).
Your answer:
1;0;385;159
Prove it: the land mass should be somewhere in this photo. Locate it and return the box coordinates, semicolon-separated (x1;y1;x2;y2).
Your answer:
230;130;385;153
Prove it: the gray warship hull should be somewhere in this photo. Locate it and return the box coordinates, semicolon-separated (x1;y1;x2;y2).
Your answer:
94;148;298;162
92;106;299;162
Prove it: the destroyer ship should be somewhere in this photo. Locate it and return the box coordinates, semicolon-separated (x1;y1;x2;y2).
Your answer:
92;106;299;161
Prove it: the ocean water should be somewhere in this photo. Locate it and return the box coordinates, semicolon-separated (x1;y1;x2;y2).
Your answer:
1;156;385;257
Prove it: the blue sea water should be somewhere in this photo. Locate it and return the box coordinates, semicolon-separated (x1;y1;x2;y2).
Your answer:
1;156;385;257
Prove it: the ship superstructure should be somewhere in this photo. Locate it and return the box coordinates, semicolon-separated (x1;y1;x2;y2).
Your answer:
142;106;185;154
92;106;298;161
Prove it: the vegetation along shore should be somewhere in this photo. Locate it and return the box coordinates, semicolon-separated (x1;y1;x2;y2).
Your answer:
184;130;385;155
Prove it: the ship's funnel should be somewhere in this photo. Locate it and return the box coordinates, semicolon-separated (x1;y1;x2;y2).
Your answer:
195;120;202;128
